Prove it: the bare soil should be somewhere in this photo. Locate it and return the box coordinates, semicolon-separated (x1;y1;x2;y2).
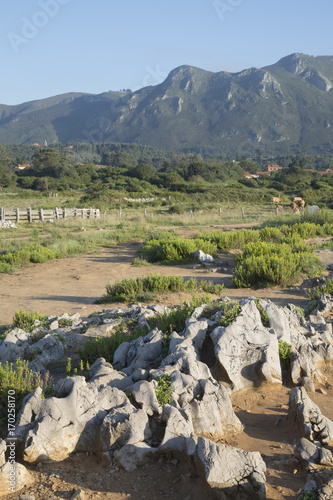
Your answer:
2;238;333;500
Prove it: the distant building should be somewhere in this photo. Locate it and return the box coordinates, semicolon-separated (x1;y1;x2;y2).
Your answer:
14;164;31;172
244;172;259;179
266;163;283;172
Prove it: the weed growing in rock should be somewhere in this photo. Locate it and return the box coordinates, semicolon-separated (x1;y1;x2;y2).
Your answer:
12;308;48;332
297;491;318;500
219;301;242;327
278;340;291;361
154;374;173;406
254;299;270;327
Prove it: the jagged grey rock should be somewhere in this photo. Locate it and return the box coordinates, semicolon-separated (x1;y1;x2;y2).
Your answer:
183;378;243;440
26;334;65;364
131;380;160;415
15;377;130;463
160;405;193;451
258;298;306;345
211;299;282;391
317;479;333;500
194;437;266;499
289;387;333;445
0;462;34;496
100;402;151;455
0;329;30;362
183;318;209;354
295;438;333;469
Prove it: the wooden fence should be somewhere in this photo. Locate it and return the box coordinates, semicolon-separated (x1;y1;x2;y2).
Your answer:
0;207;100;223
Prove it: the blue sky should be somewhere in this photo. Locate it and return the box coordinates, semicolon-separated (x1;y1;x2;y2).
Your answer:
1;0;333;105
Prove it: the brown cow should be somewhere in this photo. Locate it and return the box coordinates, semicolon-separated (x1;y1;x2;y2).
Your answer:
272;197;282;204
291;202;300;214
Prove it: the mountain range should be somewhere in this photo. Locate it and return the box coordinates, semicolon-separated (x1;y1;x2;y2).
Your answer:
2;53;333;155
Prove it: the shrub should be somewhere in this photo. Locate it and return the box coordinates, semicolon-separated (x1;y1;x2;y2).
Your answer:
131;257;150;267
233;241;322;288
97;274;224;303
154;374;173;406
199;228;259;251
0;359;42;425
0;244;56;269
139;235;217;264
12;308;48;332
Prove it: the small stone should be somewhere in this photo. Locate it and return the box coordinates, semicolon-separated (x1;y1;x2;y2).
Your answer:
171;459;178;466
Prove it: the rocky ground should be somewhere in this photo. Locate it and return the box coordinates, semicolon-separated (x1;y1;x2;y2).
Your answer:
1;238;333;499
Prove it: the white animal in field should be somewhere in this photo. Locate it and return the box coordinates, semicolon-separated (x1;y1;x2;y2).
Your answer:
307;205;320;215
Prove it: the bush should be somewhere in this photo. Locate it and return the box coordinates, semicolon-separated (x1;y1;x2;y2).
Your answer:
12;308;48;332
233;241;322;288
139;235;217;264
97;274;224;303
0;359;42;425
199;228;260;251
0;244;56;269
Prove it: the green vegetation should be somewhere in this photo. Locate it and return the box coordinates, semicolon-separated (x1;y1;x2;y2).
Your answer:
233;241;322;288
297;491;318;500
97;274;224;303
306;277;333;302
0;243;55;272
139;234;217;264
0;359;43;425
278;340;291;361
254;299;270;326
219;301;242;327
154;375;173;406
12;308;48;332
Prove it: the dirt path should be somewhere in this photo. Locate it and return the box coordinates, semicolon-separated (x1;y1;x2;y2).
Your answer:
0;241;318;326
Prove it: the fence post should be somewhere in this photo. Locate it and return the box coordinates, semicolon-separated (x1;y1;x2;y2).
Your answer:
16;208;19;223
28;207;32;223
190;210;193;218
40;208;44;222
119;208;122;219
55;207;59;220
89;208;93;219
276;206;279;216
241;207;245;219
219;207;222;216
0;208;3;221
144;208;147;218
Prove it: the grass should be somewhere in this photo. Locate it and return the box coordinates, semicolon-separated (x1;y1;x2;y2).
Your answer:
96;274;224;303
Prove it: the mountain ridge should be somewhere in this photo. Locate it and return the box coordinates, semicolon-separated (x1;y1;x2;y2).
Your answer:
1;53;333;154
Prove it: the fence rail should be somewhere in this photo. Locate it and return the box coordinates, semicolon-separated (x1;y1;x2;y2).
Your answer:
0;207;100;223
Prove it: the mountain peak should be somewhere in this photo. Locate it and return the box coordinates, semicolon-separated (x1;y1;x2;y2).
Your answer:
275;53;313;74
